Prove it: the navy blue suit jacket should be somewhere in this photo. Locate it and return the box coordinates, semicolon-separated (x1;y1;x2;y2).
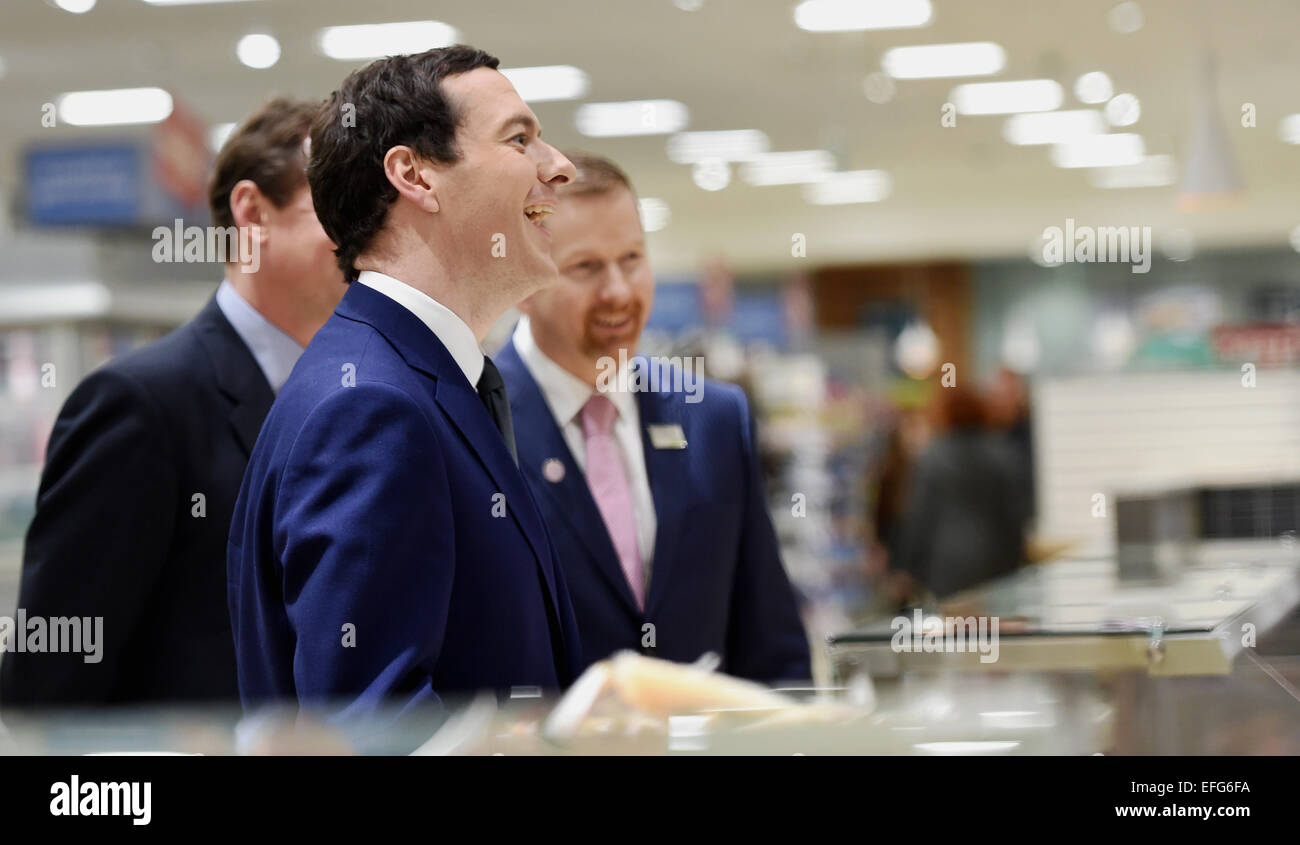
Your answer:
227;284;581;719
2;296;267;707
496;337;810;683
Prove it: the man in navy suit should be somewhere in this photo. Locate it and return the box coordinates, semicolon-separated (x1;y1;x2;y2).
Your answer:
496;153;811;684
1;98;345;707
228;46;582;718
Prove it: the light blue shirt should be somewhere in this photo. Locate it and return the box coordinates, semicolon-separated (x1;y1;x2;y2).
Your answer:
214;279;304;394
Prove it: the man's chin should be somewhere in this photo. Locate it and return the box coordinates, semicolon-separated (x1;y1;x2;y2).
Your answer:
586;340;638;365
508;259;559;301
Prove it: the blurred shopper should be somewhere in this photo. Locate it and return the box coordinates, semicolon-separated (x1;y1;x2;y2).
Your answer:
496;152;811;683
228;47;583;716
894;385;1030;598
866;408;929;608
0;98;345;707
987;366;1036;520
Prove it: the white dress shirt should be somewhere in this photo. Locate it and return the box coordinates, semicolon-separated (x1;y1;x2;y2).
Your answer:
513;316;658;577
214;279;304;394
356;270;484;387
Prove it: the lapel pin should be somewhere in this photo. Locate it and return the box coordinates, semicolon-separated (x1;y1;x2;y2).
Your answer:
647;423;688;450
542;458;566;483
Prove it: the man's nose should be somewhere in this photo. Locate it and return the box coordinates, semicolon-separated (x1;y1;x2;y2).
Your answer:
599;265;634;302
539;142;576;185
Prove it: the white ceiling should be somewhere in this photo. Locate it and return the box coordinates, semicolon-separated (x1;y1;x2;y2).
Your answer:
3;0;1299;273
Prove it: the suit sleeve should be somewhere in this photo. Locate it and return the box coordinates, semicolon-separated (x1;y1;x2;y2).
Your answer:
723;387;813;683
0;368;177;707
274;382;453;722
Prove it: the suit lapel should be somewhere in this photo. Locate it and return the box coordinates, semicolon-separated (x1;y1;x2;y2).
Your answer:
636;378;689;616
193;296;275;457
497;340;643;618
336;285;568;652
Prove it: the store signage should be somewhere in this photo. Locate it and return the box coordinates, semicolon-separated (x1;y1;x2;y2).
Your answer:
1211;323;1300;366
23;144;142;225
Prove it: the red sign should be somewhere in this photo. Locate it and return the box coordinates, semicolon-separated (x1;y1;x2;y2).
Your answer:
1212;323;1300;365
152;93;210;209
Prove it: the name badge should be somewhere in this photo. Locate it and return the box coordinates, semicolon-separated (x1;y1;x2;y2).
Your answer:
648;423;688;450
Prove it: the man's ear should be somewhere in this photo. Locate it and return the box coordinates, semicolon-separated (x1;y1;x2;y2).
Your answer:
383;145;440;214
228;179;270;248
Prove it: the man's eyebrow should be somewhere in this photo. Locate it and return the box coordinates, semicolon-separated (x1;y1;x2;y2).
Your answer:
498;113;540;137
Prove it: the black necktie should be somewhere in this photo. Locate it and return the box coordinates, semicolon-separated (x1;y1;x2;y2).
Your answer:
476;356;518;465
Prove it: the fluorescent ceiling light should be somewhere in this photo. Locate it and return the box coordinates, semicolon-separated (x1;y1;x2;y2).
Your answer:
691;159;731;191
667;130;769;163
740;150;836;186
317;21;459;61
1074;71;1113;104
1088;154;1176;188
499;66;589;102
236;33;280;69
575;100;688;137
1003;110;1105;145
57;87;173;126
1279;114;1300;144
638;198;671;232
50;0;96;11
803;170;892;204
1050;133;1145;168
951;79;1063;115
1105;92;1141;126
795;0;931;32
882;42;1005;79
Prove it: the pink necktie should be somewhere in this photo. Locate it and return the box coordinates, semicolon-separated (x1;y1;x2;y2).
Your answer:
580;393;645;610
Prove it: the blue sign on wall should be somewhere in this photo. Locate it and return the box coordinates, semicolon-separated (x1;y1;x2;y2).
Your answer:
645;279;702;334
24;145;145;226
731;293;787;346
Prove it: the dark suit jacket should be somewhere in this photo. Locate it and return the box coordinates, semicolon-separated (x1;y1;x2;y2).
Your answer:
227;283;582;719
496;338;811;683
0;296;272;707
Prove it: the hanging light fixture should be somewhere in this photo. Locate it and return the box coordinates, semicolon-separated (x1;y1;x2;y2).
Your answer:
1177;52;1244;211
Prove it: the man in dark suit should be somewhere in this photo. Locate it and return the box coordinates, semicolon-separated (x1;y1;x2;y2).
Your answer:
496;153;811;683
0;98;345;707
227;46;582;718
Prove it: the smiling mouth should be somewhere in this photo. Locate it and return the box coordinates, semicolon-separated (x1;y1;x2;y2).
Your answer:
524;204;554;233
592;314;634;330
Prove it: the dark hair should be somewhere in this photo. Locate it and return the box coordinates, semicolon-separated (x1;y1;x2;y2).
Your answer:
559;150;638;199
308;45;501;282
934;385;988;432
208;97;321;232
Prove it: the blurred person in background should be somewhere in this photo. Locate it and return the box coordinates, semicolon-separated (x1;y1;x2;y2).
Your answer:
865;406;930;609
0;98;345;708
228;47;583;716
894;384;1030;598
496;152;811;683
986;366;1036;521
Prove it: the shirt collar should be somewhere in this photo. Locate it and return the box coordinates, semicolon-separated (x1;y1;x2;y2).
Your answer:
512;316;637;427
356;270;484;387
214;279;304;394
